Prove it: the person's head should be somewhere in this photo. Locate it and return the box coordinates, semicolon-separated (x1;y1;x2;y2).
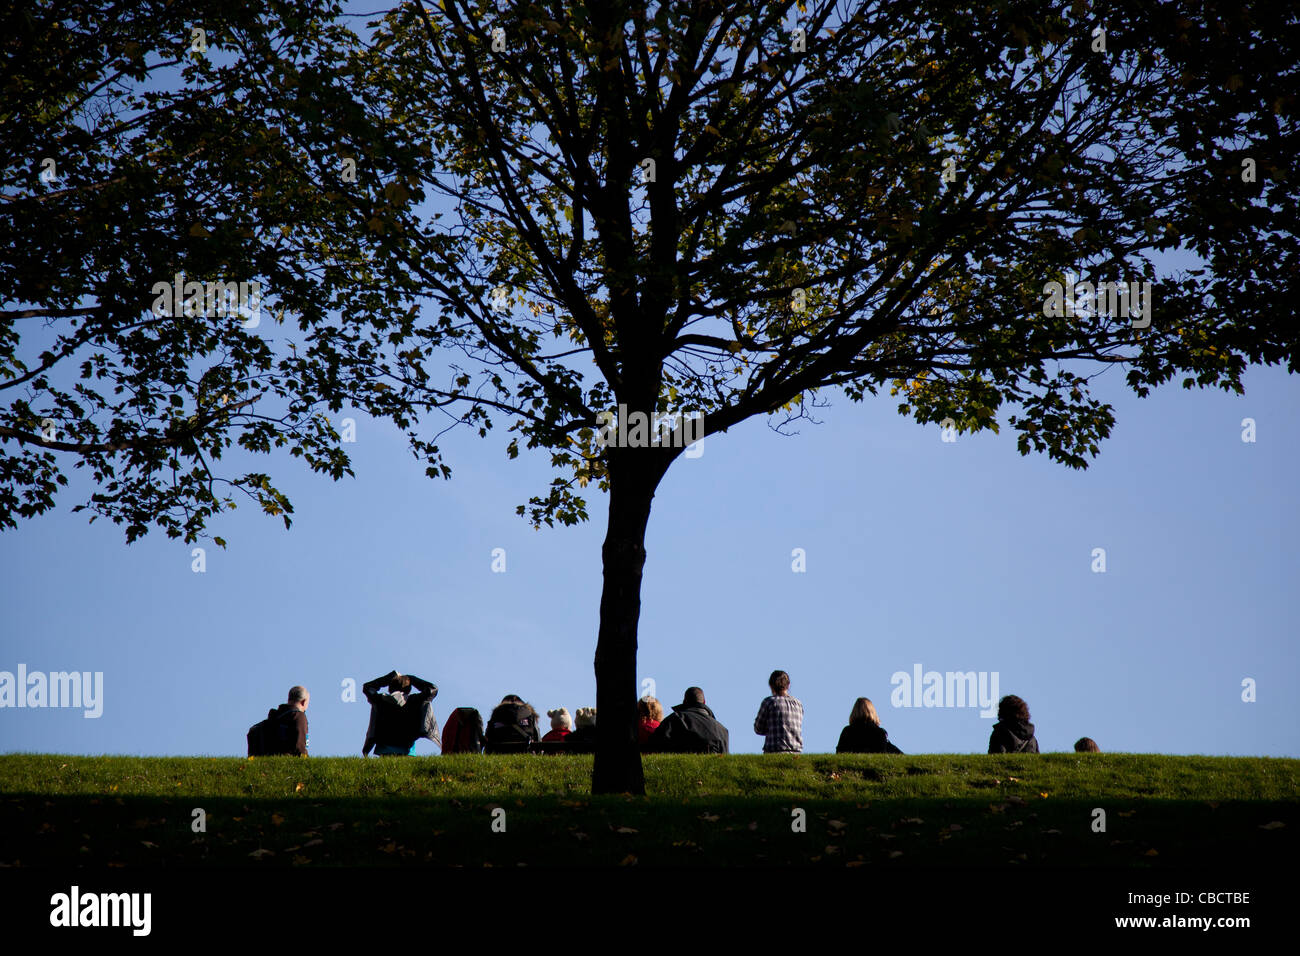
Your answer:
575;707;596;730
1074;737;1100;753
547;707;572;731
501;694;523;705
682;686;706;707
389;674;411;694
849;697;881;727
288;686;309;711
768;670;790;695
998;695;1030;722
637;696;663;722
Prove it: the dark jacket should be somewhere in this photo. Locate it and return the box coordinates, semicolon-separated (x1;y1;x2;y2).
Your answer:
836;722;902;754
363;674;437;755
646;702;729;754
273;702;309;756
485;701;541;752
565;725;598;754
988;719;1039;754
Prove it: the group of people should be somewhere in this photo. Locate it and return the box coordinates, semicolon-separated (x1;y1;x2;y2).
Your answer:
249;670;1102;757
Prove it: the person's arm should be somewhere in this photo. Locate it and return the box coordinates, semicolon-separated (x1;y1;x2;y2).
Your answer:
292;711;309;756
753;698;769;736
362;671;397;704
835;727;848;754
363;708;376;756
988;729;1008;754
406;675;437;697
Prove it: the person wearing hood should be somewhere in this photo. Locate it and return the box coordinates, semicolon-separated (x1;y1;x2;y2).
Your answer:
646;687;729;754
835;697;903;754
988;695;1039;754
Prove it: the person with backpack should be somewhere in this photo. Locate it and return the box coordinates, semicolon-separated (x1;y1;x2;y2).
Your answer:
362;670;438;756
247;685;309;756
484;694;541;753
441;707;486;754
988;695;1040;754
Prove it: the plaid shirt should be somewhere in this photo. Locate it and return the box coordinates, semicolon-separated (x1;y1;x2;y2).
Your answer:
754;694;804;753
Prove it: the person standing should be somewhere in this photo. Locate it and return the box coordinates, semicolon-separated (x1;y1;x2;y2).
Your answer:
753;670;803;753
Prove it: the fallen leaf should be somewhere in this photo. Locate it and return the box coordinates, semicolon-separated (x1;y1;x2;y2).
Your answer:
303;839;323;847
888;850;903;859
249;848;274;860
612;826;638;834
140;841;157;849
619;854;638;866
271;814;285;826
1144;848;1159;856
1260;821;1286;830
699;813;720;822
295;783;305;792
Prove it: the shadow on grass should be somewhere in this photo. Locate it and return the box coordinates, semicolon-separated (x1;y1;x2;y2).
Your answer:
3;793;1295;868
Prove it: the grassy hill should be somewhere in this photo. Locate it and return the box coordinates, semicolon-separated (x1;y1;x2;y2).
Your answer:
2;753;1296;867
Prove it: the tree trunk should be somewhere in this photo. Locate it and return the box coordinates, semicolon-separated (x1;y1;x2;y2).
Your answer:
591;451;669;795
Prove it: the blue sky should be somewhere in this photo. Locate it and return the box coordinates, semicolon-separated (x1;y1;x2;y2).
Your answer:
2;355;1296;758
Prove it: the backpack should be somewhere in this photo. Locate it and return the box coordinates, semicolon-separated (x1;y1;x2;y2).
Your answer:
441;707;484;754
247;707;297;756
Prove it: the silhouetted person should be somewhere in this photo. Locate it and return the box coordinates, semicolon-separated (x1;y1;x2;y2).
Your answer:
566;707;598;753
836;697;903;754
988;695;1039;753
248;685;309;756
1074;737;1100;753
485;694;541;753
363;670;438;756
646;687;729;754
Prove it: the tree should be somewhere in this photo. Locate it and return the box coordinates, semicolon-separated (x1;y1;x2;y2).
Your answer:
0;0;411;540
4;0;1297;794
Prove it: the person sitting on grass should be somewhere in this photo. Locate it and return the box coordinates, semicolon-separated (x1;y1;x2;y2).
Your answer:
646;687;729;754
565;707;598;753
542;707;572;743
988;695;1040;754
835;697;903;754
484;694;541;753
753;669;803;753
637;696;663;749
363;670;438;756
1074;737;1100;753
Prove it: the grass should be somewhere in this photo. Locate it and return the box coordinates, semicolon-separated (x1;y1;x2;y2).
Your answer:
2;753;1296;867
